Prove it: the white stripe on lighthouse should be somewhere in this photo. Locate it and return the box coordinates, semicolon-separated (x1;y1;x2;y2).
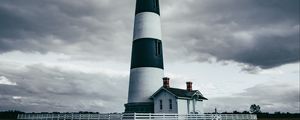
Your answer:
128;67;164;103
133;12;162;41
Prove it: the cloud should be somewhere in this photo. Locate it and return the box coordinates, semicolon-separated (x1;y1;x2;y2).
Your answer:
0;0;134;61
12;96;22;100
204;82;300;113
0;63;128;112
0;0;298;69
0;54;298;113
161;0;299;69
0;76;17;86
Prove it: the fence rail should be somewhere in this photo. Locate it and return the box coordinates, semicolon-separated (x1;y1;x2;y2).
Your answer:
18;113;257;120
122;113;257;120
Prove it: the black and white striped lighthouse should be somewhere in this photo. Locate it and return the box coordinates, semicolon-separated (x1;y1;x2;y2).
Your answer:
125;0;163;113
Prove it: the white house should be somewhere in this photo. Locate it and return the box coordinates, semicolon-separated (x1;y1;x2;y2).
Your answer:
150;77;207;114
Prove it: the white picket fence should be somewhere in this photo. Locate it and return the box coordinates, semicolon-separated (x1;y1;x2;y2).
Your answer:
122;113;257;120
17;113;122;120
18;113;257;120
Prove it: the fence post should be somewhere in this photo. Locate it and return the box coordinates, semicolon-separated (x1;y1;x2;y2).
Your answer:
134;113;136;120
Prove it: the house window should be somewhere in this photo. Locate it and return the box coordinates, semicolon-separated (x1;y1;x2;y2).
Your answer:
169;99;172;110
159;100;163;110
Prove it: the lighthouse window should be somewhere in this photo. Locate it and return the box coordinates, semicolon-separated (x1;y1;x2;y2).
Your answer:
158;41;161;55
153;0;159;9
159;99;163;110
155;41;161;56
169;99;172;110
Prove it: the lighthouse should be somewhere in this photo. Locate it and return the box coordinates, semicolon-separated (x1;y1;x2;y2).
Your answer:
125;0;164;113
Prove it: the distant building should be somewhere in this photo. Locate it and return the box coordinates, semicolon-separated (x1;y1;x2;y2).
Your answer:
151;77;207;114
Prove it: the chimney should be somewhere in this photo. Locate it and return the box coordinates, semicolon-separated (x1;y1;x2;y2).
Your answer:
186;82;192;92
163;77;170;88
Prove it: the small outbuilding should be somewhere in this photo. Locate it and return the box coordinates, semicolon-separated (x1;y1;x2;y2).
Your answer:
150;77;208;114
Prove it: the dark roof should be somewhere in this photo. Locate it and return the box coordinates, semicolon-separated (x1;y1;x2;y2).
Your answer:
151;87;208;100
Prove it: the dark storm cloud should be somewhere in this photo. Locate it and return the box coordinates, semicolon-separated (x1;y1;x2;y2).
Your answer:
0;64;128;112
0;0;298;68
0;0;134;60
161;0;299;69
205;83;300;113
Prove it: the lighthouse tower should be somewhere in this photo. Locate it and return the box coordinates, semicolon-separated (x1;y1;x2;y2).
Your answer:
125;0;163;113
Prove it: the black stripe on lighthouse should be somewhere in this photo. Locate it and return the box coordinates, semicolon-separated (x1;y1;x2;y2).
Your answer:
135;0;160;15
131;38;164;69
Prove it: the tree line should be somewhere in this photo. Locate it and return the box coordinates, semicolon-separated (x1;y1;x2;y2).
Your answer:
0;104;299;119
205;104;300;118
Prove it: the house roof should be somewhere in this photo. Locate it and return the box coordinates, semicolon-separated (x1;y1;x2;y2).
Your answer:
151;87;208;100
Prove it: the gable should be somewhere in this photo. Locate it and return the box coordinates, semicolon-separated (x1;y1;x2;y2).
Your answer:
151;87;177;99
151;87;208;100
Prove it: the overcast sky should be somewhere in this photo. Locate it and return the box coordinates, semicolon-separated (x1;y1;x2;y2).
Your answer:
0;0;299;113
